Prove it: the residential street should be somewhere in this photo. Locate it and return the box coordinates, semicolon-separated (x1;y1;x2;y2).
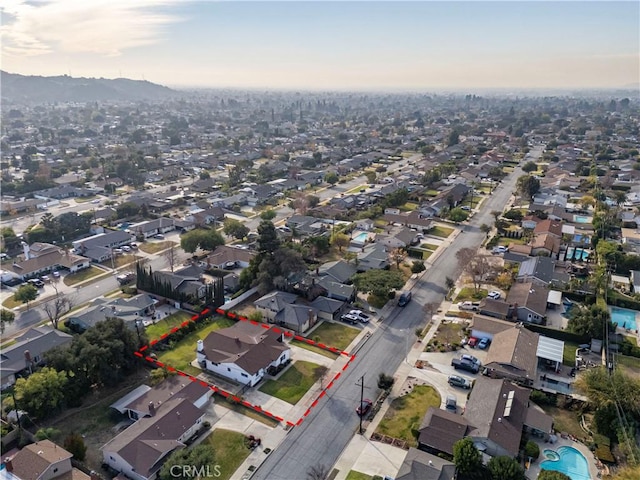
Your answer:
251;149;540;480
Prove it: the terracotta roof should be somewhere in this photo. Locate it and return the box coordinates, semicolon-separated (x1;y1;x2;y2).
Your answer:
533;219;563;237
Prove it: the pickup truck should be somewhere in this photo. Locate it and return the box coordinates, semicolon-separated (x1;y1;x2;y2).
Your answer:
117;272;136;285
451;358;479;374
458;301;480;311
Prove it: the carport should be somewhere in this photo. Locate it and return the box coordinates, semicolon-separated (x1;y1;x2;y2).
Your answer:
536;336;564;373
546;290;563;310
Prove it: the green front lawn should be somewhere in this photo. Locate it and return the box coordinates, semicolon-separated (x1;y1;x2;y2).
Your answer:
563;341;579;366
200;429;252;480
290;339;338;359
155;316;236;373
138;241;175;254
259;361;327;404
346;472;375;480
306;321;361;351
420;243;439;251
63;266;104;286
429;226;454;238
100;254;140;269
376;385;441;446
454;287;488;302
2;296;23;309
145;311;193;341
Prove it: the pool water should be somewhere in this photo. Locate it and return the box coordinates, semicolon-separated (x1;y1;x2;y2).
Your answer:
540;446;591;480
352;232;369;243
609;307;638;331
574;215;592;224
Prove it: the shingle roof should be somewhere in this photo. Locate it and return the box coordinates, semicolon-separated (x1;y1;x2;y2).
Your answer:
8;440;73;480
484;326;539;382
506;281;548;316
418;407;471;455
124;376;210;415
464;377;530;456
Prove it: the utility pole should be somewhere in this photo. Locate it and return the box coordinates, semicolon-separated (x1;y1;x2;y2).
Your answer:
356;374;365;435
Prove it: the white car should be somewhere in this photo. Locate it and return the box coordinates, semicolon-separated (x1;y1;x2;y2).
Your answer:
487;291;501;300
492;246;508;254
349;309;371;323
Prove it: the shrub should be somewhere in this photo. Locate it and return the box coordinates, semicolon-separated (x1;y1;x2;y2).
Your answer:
524;440;540;459
530;390;554;406
378;373;395;390
594;445;615;463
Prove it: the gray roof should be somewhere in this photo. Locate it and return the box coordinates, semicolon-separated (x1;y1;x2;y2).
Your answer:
632;270;640;286
418;407;471;455
254;291;299;313
277;304;316;328
317;260;356;284
316;277;355;300
396;448;456;480
309;296;344;314
506;281;548;316
464;377;530;456
484;326;539;382
123;376;210;415
76;230;133;249
517;257;555;284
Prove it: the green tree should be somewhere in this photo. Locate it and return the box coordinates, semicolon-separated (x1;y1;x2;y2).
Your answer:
364;171;377;184
567;305;613;339
14;283;38;308
324;171;339;185
63;433;87;461
159;445;216;480
537;471;571;480
487;456;525;480
35;427;61;441
257;220;280;254
331;233;350;252
504;209;524;221
453;438;482;478
574;367;640;417
524;440;540;460
180;229;224;253
516;174;541;200
260;209;277;221
223;218;250;240
1;308;15;333
411;260;426;274
15;367;68;418
352;269;405;299
449;207;469;223
522;161;538;173
447;129;460;147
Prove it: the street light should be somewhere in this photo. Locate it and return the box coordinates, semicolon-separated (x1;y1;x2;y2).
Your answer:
356;374;365;435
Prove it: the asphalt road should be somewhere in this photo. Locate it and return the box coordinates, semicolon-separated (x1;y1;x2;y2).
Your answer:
252;148;542;480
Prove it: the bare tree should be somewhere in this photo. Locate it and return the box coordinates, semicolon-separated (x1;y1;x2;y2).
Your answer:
455;247;496;294
390;247;406;269
306;464;329;480
43;283;74;329
164;244;177;273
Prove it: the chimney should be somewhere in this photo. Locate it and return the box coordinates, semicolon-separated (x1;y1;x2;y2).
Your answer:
90;471;101;480
308;309;314;323
235;337;241;346
24;350;32;364
22;242;30;261
196;339;204;352
5;459;13;472
149;402;156;416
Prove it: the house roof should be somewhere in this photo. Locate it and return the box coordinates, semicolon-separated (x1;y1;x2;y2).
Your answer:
485;326;539;382
309;296;344;314
75;230;133;249
205;245;256;266
524;405;554;434
396;448;456;480
317;260;356;284
8;440;73;480
506;281;548;316
316;277;355;299
418;407;471;456
200;321;289;375
6;247;87;277
533;219;563;237
123;376;210;414
102;397;202;480
471;314;514;336
478;299;510;317
254;291;298;313
536;336;564;364
517;257;555;284
277;304;316;328
464;377;530;456
531;233;560;253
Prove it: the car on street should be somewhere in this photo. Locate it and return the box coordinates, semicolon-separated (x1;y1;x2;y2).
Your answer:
451;358;479;374
349;310;370;323
91;199;100;204
341;313;360;324
397;291;412;307
356;399;373;416
448;375;471;389
461;354;481;366
445;394;458;411
487;291;501;300
478;337;491;350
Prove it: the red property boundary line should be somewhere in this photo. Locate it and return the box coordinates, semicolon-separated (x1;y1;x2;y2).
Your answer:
134;307;357;427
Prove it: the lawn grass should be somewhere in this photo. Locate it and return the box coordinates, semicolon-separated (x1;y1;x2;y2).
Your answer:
563;341;579;366
541;405;586;439
346;472;374;480
401;202;419;211
138;241;175;254
429;225;454;238
425;189;439;197
145;311;193;341
376;385;441;446
617;354;640;379
426;321;467;350
259;361;327;404
291;339;339;359
73;196;98;203
63;266;104;286
420;243;439;251
305;321;361;351
100;254;140;269
2;296;23;309
454;287;488;302
156;316;236;372
200;429;252;480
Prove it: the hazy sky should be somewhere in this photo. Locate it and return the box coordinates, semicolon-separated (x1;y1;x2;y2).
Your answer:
1;1;638;90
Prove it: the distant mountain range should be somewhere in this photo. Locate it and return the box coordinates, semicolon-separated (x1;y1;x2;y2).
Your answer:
1;71;176;104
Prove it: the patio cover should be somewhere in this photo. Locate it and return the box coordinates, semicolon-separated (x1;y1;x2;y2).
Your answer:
536;336;564;364
547;290;563;306
525;405;554;434
110;384;151;413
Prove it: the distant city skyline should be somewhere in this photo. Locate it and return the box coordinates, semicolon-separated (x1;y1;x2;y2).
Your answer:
1;1;638;91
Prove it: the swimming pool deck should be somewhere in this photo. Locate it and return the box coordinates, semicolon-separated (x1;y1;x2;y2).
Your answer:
527;436;600;480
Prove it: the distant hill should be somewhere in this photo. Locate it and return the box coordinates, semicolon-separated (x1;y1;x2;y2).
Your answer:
1;71;176;104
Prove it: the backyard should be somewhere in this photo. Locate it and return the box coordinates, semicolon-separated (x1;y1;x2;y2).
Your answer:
617;354;640;379
138;240;175;254
145;310;193;341
155;316;236;376
63;266;105;286
258;360;327;404
375;385;441;446
563;341;579;366
200;429;252;480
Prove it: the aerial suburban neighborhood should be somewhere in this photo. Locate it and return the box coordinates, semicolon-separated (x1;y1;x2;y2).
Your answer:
0;71;639;480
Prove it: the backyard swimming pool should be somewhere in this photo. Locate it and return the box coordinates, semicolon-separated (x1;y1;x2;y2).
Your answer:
609;306;638;331
541;446;591;480
352;232;369;243
573;215;592;224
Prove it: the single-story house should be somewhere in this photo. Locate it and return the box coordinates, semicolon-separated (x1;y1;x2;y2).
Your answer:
129;218;178;239
506;281;548;324
205;245;256;270
418;407;471;456
483;325;540;387
317;260;356;284
6;243;90;280
196;321;290;386
65;294;157;333
73;230;135;263
396;448;456;480
470;314;514;341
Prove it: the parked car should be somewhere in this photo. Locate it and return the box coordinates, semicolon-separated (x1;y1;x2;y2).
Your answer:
117;272;136;285
28;278;45;288
130;243;138;250
478;337;491;350
52;271;60;278
397;291;412;307
448;375;471;389
487;291;501;300
341;313;360;324
445;394;458;411
40;275;50;283
154;234;165;240
349;310;370;323
461;354;481;366
356;399;373;416
122;245;131;252
468;337;479;348
492;246;508;254
451;358;479;374
458;301;479;311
